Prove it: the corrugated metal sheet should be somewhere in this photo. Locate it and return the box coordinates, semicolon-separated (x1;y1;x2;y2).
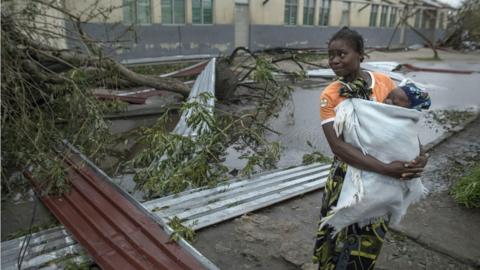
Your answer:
2;58;219;270
2;162;329;269
2;57;330;269
146;162;330;230
172;58;216;137
18;143;208;270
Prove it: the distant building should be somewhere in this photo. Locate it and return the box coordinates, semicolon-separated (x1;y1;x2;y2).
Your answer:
62;0;453;60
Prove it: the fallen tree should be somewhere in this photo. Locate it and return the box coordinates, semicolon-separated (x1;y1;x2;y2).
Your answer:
0;0;191;194
1;0;315;196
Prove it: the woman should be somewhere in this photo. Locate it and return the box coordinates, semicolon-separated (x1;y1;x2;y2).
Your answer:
313;27;428;270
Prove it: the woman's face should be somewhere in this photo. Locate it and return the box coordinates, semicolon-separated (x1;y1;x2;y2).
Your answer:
328;39;362;79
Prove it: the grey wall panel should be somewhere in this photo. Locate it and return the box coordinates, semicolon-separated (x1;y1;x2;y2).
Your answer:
251;25;418;51
404;28;437;46
69;23;234;60
179;25;235;56
352;27;402;48
250;25;341;51
67;23;445;60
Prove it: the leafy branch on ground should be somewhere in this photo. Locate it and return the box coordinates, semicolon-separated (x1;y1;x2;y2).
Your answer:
302;141;332;165
130;55;294;198
168;216;197;243
451;163;480;208
1;1;191;195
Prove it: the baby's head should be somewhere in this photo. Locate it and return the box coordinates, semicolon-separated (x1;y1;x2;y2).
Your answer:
385;83;431;110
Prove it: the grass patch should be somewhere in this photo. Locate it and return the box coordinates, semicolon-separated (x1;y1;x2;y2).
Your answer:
451;164;480;208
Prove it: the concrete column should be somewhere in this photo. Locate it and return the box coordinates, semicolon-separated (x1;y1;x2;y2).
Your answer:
399;6;407;44
297;0;304;25
152;0;161;23
186;0;192;24
314;0;320;25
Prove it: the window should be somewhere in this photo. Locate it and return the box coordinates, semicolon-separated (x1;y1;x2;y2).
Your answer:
162;0;185;24
123;0;151;25
414;9;421;28
303;0;315;25
284;0;297;25
421;10;428;28
389;7;397;27
379;5;389;27
319;0;331;26
339;1;350;26
192;0;213;24
369;4;378;27
438;12;444;30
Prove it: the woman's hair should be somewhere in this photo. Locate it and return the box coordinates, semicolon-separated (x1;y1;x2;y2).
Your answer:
329;27;365;56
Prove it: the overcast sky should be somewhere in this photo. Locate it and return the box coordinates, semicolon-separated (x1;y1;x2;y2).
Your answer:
437;0;463;8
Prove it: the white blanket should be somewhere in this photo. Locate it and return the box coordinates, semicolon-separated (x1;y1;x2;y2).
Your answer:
321;98;428;234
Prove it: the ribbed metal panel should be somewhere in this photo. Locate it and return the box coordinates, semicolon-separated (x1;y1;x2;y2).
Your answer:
1;57;331;269
1;162;329;269
172;58;216;137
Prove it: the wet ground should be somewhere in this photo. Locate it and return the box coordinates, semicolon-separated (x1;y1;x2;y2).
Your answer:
259;65;480;169
193;114;480;270
2;49;480;268
192;53;480;269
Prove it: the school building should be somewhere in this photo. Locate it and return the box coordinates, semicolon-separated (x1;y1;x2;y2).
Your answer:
62;0;453;60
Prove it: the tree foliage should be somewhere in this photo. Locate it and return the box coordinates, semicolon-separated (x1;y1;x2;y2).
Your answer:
445;0;480;48
1;1;302;198
131;56;294;198
1;2;112;194
0;0;187;194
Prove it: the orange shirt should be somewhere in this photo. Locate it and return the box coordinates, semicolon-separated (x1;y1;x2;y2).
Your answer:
320;71;396;124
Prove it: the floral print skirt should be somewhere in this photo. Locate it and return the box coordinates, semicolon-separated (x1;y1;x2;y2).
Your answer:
313;158;389;270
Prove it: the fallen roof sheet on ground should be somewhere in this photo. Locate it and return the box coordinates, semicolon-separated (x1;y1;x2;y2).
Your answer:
12;142;209;270
2;162;329;269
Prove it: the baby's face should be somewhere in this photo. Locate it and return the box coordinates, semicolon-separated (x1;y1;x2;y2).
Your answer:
385;88;411;108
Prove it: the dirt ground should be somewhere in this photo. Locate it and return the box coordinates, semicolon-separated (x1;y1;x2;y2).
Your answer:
2;48;479;269
193;109;480;270
192;49;480;270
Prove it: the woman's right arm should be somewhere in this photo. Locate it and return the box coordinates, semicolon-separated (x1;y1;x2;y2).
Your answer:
322;122;423;179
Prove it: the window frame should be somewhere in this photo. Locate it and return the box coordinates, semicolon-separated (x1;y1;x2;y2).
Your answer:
369;4;379;27
339;1;350;26
192;0;213;25
123;0;152;25
162;0;186;25
303;0;315;25
414;9;422;28
389;7;397;27
379;5;389;27
438;12;444;30
318;0;331;26
284;0;298;25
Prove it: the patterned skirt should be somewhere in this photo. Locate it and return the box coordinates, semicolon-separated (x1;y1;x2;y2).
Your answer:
313;158;389;270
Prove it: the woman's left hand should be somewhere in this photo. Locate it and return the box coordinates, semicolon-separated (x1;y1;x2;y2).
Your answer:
401;152;429;180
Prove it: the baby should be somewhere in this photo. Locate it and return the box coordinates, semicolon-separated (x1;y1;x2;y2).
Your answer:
384;82;431;110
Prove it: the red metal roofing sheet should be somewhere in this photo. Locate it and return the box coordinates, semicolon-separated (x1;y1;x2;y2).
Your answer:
25;149;206;270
